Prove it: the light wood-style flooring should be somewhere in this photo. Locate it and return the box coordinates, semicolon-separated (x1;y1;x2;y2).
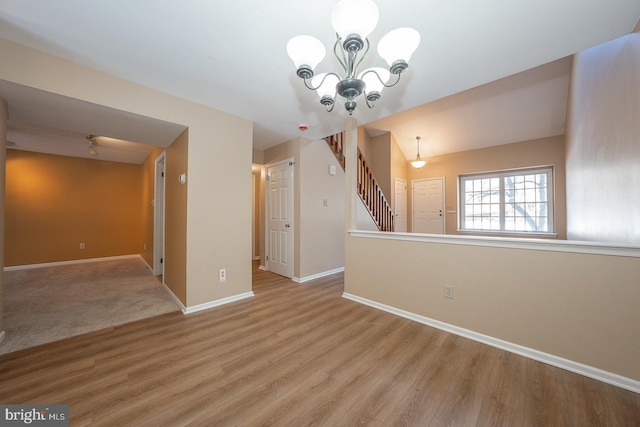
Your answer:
1;262;639;426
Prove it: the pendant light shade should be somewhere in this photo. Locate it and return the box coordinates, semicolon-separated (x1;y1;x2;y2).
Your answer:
378;27;421;68
286;35;326;71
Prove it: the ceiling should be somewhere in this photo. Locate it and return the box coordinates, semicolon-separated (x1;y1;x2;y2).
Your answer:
1;1;639;163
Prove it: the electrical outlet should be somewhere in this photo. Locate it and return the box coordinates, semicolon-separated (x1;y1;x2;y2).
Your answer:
444;285;454;299
219;269;227;282
79;243;86;250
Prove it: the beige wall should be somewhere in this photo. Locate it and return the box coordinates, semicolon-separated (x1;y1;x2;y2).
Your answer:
0;40;253;309
406;136;567;238
5;150;143;266
369;133;392;200
345;234;640;381
389;132;408;212
164;130;188;304
566;31;640;243
263;137;345;279
299;138;345;278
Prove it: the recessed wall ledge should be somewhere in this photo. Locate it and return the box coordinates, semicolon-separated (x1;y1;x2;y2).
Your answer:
348;230;640;258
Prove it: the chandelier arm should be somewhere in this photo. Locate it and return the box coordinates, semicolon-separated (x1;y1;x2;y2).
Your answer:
333;36;348;73
302;72;342;91
359;69;403;89
352;38;370;74
383;72;402;88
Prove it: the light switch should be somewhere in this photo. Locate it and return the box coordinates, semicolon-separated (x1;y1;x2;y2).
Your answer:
179;173;186;184
329;165;336;176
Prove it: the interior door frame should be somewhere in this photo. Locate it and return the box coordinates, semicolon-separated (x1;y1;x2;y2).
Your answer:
264;158;294;278
153;152;166;276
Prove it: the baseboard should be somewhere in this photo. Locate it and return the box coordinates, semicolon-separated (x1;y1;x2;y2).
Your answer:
183;292;255;315
258;265;267;271
293;267;345;283
342;292;640;395
161;283;186;312
3;254;142;271
0;331;5;346
253;256;261;261
141;258;153;272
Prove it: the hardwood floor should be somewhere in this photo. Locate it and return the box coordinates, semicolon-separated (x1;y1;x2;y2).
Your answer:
1;262;639;426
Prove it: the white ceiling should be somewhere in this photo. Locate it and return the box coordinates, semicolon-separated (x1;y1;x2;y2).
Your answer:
0;0;639;163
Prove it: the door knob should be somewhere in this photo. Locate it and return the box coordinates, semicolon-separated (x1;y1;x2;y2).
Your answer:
285;223;291;228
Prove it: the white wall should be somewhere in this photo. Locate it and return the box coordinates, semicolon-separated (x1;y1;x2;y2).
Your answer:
566;32;640;243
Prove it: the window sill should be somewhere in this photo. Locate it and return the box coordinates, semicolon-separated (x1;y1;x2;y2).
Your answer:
456;230;558;239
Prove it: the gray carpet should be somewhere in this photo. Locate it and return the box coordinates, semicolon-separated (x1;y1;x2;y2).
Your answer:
1;257;181;355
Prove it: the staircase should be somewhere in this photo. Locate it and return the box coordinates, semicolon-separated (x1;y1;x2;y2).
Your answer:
325;132;394;232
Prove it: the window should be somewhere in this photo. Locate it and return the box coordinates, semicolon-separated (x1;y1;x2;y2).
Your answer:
459;167;554;234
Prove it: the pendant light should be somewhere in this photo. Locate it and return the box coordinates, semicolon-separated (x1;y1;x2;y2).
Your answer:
411;136;425;168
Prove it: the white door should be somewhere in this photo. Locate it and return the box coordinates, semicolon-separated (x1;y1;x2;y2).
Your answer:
266;159;294;278
153;153;166;276
394;178;407;232
412;177;445;234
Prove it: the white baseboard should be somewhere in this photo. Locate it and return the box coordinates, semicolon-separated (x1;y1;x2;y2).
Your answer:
162;283;186;311
253;256;261;261
293;267;345;283
183;292;255;315
258;265;267;271
3;254;142;271
0;331;5;346
342;292;640;395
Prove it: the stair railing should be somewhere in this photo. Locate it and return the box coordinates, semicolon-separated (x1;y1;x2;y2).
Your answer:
324;132;394;232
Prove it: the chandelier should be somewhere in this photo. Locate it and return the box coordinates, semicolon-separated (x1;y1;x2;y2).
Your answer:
286;0;420;115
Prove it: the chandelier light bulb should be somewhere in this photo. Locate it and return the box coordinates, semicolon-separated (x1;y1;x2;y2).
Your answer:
378;27;421;68
331;0;379;41
286;35;326;72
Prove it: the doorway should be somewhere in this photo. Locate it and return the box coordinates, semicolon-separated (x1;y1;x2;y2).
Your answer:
412;177;445;234
154;152;166;276
394;178;408;232
265;158;294;278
